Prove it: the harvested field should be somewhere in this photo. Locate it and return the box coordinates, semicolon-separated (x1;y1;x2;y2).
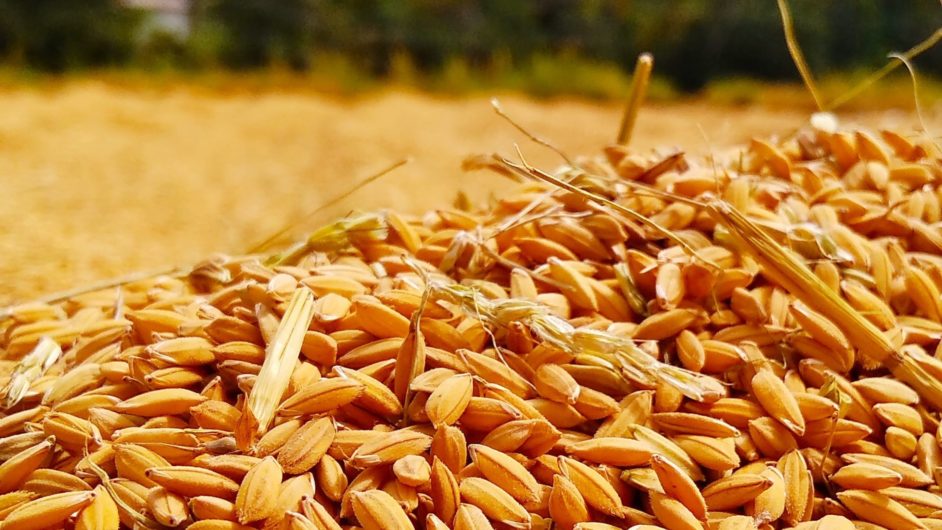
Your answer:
0;81;935;305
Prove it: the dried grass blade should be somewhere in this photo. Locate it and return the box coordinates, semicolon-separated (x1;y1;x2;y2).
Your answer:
500;155;717;268
776;0;824;110
706;199;942;410
238;287;315;448
2;336;61;410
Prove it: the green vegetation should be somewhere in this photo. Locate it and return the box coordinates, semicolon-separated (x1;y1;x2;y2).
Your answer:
0;0;938;106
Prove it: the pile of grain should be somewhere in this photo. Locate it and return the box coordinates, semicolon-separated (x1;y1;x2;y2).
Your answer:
2;118;942;530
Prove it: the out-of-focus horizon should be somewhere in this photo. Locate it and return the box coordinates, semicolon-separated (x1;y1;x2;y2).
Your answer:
1;1;941;305
0;0;940;105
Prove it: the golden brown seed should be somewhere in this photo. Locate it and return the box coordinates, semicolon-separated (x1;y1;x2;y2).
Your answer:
789;301;852;358
571;524;623;530
333;365;402;418
533;363;581;404
905;267;942;323
748;416;798;458
74;486;119;530
842;453;933;488
651;453;707;520
190;400;242;431
837;489;927;530
460;350;533;399
236;456;283;523
653;412;739;438
430;457;461;525
114;443;171;488
147;486;189;527
675;330;705;372
793;392;839;422
708;398;764;429
393;454;431;488
316;455;348;503
852;377;920;405
147;336;215;365
702;473;772;511
0;432;47;462
0;491;38;521
254;418;302;457
469;444;540;504
459;476;531;526
42;412;102;450
112;388;208;416
301;330;339;366
746;466;785;522
425;512;451;530
22;468;92;496
187;520;255;530
716;515;759;530
461;396;524;430
630;425;704;481
547;258;599;311
1;489;96;530
565;437;653;467
339;337;403;368
350;489;413;530
277;416;336;474
558;456;623;517
549;474;589;530
426;373;475;427
454;502;495;530
350;429;432;468
873;402;924;436
145;466;240;499
189;496;238;521
633;309;699;340
655;262;685;310
751;369;806;436
881;486;942;516
791;514;856;530
268;472;316;524
674;435;739;472
886;426;919;460
574;386;620;420
0;437;54;494
777;449;810;525
277;377;365;416
730;287;768;323
301;498;343;530
649;491;702;530
192;454;261;481
108;478;150;528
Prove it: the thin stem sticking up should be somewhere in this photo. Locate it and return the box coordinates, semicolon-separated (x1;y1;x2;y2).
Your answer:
889;52;940;154
491;98;575;167
247;158;410;254
776;0;824;111
31;266;186;307
617;53;654;146
498;154;718;269
827;28;942;111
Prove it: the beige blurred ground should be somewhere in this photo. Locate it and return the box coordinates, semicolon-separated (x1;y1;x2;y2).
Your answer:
0;81;932;305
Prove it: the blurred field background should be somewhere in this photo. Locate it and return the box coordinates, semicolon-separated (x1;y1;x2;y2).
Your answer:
0;1;940;304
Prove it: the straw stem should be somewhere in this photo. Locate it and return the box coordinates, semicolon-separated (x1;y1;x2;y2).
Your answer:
617;53;654;146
